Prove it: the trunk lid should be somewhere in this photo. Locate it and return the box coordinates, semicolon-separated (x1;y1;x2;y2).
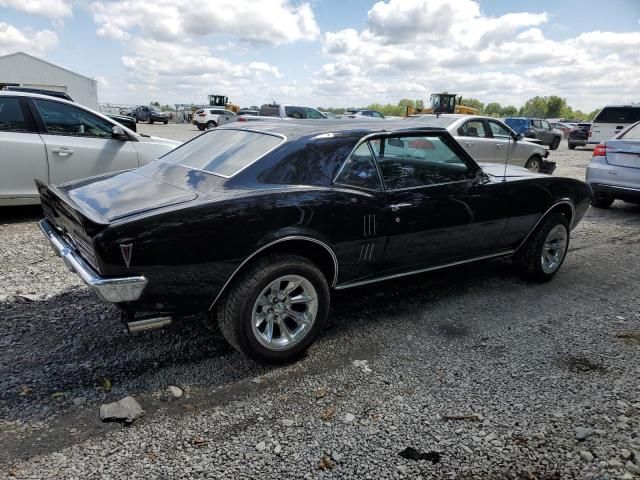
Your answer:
605;140;640;168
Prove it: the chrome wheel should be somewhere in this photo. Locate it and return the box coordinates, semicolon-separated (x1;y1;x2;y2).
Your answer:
541;224;568;274
251;275;318;351
526;158;541;172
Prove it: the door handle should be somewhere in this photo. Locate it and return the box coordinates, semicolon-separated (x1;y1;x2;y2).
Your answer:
496;144;504;149
51;147;74;157
389;203;412;212
465;142;473;147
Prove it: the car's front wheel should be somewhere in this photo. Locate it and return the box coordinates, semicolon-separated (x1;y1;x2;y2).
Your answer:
206;121;217;130
525;155;542;173
515;212;570;282
218;254;329;363
163;120;168;125
568;143;576;150
591;194;614;209
550;137;560;150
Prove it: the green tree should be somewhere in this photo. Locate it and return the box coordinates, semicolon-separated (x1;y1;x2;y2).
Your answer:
460;97;484;114
500;105;518;117
415;99;424;110
520;96;548;118
546;96;567;118
484;102;502;117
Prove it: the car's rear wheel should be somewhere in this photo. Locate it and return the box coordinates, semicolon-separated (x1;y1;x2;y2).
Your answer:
206;121;217;130
591;194;614;209
218;254;329;363
568;142;576;150
550;137;560;150
525;155;542;173
148;117;154;124
196;124;205;131
163;120;168;125
515;212;570;282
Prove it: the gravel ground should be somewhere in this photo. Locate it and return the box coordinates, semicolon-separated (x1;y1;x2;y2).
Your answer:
1;128;639;479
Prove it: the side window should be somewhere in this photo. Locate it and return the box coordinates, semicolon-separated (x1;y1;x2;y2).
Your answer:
0;97;30;132
34;99;113;138
532;119;542;128
335;143;381;190
541;120;551;130
488;120;511;138
305;108;324;119
372;112;383;118
458;120;489;138
374;135;470;190
621;123;640;140
285;106;305;119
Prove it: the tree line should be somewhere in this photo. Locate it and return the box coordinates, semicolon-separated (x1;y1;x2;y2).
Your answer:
320;96;599;121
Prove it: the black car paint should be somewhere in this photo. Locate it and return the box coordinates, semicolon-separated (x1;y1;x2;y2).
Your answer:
39;122;591;314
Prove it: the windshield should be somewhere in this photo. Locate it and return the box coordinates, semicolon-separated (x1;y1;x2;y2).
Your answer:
159;129;284;177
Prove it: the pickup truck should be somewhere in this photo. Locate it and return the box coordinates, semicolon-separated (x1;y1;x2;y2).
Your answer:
0;91;180;206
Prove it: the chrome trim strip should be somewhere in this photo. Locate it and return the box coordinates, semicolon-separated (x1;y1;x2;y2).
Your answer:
38;220;147;303
514;199;576;250
596;184;640;193
335;250;515;290
208;235;339;310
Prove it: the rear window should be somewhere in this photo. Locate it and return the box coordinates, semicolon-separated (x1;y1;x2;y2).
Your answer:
259;105;280;117
594;107;640;123
159;129;284;177
504;118;529;133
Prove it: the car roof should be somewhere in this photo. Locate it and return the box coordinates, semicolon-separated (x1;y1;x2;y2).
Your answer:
0;90;79;105
217;119;447;141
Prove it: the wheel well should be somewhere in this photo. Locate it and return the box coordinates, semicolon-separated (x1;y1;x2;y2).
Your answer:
548;202;574;226
252;239;337;286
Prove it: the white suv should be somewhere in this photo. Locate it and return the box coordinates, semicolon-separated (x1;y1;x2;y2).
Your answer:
589;104;640;145
193;108;237;130
0;91;180;206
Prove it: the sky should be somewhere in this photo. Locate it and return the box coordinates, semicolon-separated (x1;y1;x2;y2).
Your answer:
0;0;639;111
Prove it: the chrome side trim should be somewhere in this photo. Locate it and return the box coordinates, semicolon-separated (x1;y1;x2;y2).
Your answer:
335;250;515;290
208;235;339;310
596;184;640;193
514;199;576;251
38;220;147;303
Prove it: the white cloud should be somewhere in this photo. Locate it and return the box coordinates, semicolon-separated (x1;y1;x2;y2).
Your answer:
0;22;58;56
0;0;72;18
90;0;319;45
314;0;640;110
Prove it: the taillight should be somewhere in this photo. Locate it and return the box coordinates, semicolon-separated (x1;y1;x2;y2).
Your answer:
197;113;206;117
593;143;607;157
237;117;246;122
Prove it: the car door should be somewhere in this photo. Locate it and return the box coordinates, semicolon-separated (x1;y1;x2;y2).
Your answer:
371;133;510;272
540;120;554;144
0;96;48;204
456;119;496;162
486;119;511;165
30;98;139;185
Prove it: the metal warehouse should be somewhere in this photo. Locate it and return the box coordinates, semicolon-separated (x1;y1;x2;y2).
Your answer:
0;51;98;109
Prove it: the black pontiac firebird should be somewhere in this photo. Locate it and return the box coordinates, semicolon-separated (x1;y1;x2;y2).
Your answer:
38;121;590;362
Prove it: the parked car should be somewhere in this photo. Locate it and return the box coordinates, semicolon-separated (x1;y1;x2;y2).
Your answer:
0;91;180;206
589;104;640;145
568;123;591;149
192;108;238;130
134;105;170;124
586;120;640;208
346;109;385;119
414;115;553;173
551;122;576;138
238;108;259;117
504;117;562;150
257;103;326;120
3;86;138;132
37;121;590;363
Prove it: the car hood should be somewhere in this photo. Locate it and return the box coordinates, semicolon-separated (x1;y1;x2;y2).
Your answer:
62;169;197;222
480;162;545;178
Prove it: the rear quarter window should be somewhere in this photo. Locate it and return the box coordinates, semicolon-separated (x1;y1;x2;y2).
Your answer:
0;97;29;132
259;105;281;117
594;107;640;123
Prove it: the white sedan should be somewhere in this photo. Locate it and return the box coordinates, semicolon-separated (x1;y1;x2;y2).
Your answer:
0;91;181;206
412;114;553;173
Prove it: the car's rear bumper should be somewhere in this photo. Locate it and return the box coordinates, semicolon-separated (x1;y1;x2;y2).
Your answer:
39;219;147;303
589;183;640;202
541;160;556;175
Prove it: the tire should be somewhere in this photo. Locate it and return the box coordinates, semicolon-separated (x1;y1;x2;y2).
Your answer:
515;212;570;283
525;155;542;173
148;117;154;124
163;120;168;125
550;137;560;150
206;121;216;130
196;125;205;131
135;118;139;123
218;254;329;363
591;194;614;209
568;143;576;150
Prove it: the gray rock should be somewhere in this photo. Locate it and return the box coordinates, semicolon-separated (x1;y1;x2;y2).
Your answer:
280;419;294;427
626;462;640;475
575;427;593;441
344;413;355;423
255;441;266;452
72;397;86;407
579;451;593;462
167;385;183;398
620;449;632;461
99;396;144;424
274;445;282;455
608;459;624;468
396;465;407;475
332;452;343;463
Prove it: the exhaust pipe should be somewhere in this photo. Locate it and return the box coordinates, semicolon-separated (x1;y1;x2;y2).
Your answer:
127;316;172;333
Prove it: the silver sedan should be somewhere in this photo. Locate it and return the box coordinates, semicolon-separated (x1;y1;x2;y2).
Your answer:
411;114;553;173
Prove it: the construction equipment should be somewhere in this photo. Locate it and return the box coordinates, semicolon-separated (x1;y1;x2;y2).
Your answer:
406;93;478;116
208;95;240;114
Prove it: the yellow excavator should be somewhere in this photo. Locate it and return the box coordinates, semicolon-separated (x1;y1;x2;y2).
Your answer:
406;93;478;116
208;94;240;114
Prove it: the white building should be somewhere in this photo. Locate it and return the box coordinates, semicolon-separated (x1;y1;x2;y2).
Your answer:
0;52;98;109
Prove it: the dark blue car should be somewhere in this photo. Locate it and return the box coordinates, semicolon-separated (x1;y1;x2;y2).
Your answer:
505;117;562;149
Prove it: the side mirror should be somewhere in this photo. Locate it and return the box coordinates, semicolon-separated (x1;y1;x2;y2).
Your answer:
515;133;524;141
388;138;405;148
111;125;128;140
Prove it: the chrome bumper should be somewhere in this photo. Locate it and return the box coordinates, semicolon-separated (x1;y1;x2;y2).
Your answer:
38;219;147;303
